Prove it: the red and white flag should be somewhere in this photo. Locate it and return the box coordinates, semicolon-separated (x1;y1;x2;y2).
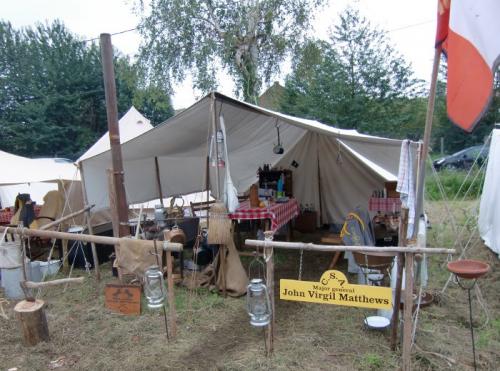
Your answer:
436;0;500;132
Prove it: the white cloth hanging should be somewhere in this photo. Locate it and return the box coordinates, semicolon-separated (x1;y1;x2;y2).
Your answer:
219;115;239;213
396;139;416;237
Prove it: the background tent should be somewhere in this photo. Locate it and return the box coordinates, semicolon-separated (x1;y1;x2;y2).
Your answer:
479;125;500;256
0;151;80;207
78;106;153;162
79;92;415;225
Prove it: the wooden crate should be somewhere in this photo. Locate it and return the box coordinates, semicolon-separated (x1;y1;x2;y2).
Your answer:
294;211;317;233
105;283;141;315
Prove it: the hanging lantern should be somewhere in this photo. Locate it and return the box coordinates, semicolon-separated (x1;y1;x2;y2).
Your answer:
210;129;226;168
246;278;272;327
143;266;167;309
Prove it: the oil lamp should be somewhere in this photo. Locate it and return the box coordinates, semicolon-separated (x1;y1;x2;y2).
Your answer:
246;278;272;327
144;265;166;309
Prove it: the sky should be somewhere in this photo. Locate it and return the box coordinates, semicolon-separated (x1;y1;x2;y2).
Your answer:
1;0;438;110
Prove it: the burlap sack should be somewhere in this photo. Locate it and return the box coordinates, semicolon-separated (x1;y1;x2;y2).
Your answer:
215;238;248;297
116;238;162;279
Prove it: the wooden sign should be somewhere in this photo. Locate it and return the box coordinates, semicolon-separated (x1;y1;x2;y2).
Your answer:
105;283;141;315
280;270;392;309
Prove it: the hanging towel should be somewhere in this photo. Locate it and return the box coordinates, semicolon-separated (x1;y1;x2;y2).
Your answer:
396;140;415;237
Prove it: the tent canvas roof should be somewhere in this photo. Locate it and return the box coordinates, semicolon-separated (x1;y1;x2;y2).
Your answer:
80;92;414;224
0;150;79;186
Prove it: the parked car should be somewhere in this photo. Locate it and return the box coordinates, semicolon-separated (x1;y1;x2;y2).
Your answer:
433;145;489;171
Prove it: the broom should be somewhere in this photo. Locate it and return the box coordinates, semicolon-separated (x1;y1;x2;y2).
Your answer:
207;201;232;245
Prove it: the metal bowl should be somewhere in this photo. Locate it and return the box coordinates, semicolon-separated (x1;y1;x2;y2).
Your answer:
364;316;390;330
447;259;490;280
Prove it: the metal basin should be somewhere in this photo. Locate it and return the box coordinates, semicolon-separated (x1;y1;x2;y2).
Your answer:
353;251;396;270
447;259;490;280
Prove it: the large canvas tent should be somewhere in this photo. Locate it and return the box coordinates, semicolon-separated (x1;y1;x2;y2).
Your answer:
479;125;500;257
80;92;413;225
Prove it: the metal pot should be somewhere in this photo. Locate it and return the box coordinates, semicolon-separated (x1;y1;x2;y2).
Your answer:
164;226;186;245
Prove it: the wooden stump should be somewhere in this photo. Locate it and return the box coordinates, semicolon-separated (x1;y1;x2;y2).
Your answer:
14;299;49;346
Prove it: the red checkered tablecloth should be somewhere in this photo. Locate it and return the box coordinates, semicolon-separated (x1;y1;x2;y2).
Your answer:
229;198;300;232
0;206;42;225
368;197;401;213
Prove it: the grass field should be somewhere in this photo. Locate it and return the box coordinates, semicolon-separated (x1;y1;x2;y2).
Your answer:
0;201;498;370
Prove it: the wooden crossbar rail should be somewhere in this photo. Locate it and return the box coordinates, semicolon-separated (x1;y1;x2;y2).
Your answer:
244;239;455;255
0;226;183;252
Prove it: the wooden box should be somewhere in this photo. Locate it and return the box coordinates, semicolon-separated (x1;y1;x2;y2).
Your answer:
105;283;141;315
294;211;317;233
385;181;399;198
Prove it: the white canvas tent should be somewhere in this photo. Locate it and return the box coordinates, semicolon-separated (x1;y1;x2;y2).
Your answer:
478;125;500;257
79;92;412;225
78;106;154;162
0;150;80;207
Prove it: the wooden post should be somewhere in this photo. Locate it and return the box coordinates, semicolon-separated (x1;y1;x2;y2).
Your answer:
154;156;164;207
100;33;129;238
402;251;415;370
107;169;122;280
166;250;177;339
77;164;100;281
0;226;183;252
39;205;93;231
391;208;409;350
14;299;50;346
414;46;442;236
61;239;69;273
210;92;220;199
265;246;275;355
220;245;227;298
264;231;275;355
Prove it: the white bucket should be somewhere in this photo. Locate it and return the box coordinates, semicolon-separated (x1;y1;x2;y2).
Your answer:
1;265;26;299
29;261;42;282
0;241;22;269
40;260;61;277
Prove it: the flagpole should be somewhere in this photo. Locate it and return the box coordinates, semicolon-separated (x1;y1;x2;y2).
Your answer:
413;46;442;237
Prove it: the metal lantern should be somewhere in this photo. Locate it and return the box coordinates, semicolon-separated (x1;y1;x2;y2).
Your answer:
210;129;225;168
144;266;167;309
246;278;272;327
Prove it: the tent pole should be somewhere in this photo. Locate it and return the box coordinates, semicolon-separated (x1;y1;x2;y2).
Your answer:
205;156;210;228
414;47;442;238
317;134;323;226
100;33;129;238
154;157;164;207
78;164;101;281
210;93;221;199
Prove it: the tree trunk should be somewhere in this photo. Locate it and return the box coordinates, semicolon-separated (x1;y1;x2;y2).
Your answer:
14;299;50;346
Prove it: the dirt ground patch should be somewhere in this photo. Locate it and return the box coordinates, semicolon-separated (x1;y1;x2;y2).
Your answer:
0;201;498;370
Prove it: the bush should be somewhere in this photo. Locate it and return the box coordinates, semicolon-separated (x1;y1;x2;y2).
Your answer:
425;169;484;201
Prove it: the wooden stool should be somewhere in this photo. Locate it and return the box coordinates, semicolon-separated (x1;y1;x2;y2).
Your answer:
320;234;343;269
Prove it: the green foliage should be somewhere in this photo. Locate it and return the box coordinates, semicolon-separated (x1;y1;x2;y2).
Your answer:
281;7;423;137
425;169;485;201
0;21;173;159
137;0;325;103
430;65;499;154
359;353;384;370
